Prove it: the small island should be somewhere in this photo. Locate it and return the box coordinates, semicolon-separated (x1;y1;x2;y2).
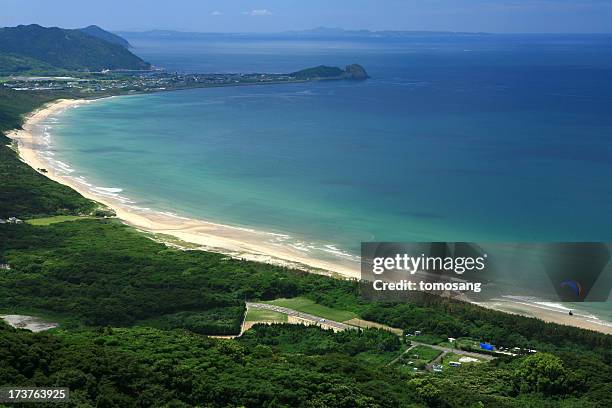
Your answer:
291;64;369;80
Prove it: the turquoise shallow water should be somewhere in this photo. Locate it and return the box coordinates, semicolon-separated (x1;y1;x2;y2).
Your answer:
48;78;612;249
49;41;612;248
41;34;612;320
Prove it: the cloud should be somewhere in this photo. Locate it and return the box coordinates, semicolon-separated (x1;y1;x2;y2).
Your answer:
245;9;272;16
211;11;223;16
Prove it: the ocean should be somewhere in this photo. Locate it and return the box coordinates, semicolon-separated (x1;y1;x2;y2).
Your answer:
42;33;612;316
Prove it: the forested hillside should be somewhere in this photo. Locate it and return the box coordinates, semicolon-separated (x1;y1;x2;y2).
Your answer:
79;25;131;48
0;24;150;72
0;88;97;219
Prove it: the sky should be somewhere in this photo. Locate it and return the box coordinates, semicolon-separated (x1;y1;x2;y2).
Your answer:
1;0;612;33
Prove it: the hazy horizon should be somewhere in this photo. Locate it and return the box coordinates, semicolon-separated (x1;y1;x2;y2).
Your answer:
2;0;612;34
5;24;612;37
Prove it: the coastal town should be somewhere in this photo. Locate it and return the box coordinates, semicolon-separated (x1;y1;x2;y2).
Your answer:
0;65;367;94
1;72;295;93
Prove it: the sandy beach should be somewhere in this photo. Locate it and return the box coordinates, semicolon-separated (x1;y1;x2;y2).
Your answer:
479;298;612;335
6;98;612;335
6;99;361;279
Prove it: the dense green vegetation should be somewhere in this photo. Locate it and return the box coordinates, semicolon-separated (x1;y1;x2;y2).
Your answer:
0;53;59;75
0;87;54;133
0;24;149;72
144;307;246;335
5;216;608;354
0;323;414;407
409;345;442;364
2;321;610;407
0;83;610;407
0;88;98;219
0;220;258;330
0;148;96;219
240;324;401;356
1;217;610;405
291;65;345;79
25;215;92;226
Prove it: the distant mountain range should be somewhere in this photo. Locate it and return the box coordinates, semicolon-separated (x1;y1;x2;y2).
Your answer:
0;24;149;74
283;26;490;37
0;24;487;75
116;26;489;41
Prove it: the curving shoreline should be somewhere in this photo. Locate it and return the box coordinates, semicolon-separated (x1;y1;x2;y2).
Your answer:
7;98;362;279
6;98;611;335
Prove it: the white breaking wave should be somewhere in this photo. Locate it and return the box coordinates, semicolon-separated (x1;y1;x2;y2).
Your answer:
534;302;573;312
158;211;191;220
93;187;123;194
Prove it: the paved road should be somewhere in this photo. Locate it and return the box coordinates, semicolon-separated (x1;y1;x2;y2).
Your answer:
247;302;495;365
411;341;495;361
246;302;355;331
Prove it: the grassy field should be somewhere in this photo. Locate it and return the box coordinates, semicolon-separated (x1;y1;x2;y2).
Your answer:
410;333;446;345
344;318;403;335
394;344;443;373
408;345;442;364
245;309;288;323
264;297;358;322
441;352;459;365
437;337;478;349
26;215;91;225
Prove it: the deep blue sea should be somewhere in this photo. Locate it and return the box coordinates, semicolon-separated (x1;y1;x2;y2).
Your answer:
48;33;612;255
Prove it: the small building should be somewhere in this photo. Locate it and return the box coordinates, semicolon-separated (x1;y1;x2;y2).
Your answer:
0;264;10;270
432;364;443;372
0;219;6;224
7;217;23;224
448;361;462;367
448;337;456;343
414;330;422;336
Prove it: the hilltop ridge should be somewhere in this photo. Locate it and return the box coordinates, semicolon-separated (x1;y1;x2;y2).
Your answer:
79;25;131;48
0;24;150;73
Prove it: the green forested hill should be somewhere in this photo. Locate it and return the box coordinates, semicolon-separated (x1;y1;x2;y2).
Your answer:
291;64;369;80
79;25;131;48
0;24;150;72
